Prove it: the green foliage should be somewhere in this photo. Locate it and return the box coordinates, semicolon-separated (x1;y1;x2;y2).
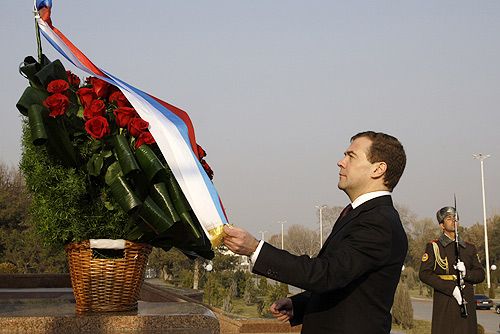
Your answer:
477;323;485;334
0;262;17;273
392;282;414;329
401;266;417;289
178;268;194;288
203;271;226;307
475;282;486;295
147;247;193;283
488;285;496;299
20;122;132;249
257;276;269;296
256;298;266;316
392;319;430;334
211;248;239;271
243;277;257;305
265;282;289;309
0;226;66;273
222;292;233;313
0;163;29;229
233;270;251;297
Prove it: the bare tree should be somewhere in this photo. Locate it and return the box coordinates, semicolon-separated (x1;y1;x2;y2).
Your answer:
407;218;440;269
318;206;344;243
285;224;318;256
395;203;418;236
0;162;29;228
268;225;319;256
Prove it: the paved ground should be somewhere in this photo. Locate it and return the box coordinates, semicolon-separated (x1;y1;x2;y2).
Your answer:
412;297;500;334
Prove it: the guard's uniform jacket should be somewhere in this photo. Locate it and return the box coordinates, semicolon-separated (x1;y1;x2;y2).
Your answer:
419;234;485;334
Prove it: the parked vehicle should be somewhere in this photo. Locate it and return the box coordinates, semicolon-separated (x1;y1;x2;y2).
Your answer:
474;294;493;310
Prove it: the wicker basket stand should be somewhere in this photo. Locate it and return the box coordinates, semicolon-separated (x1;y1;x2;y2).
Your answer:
65;240;152;314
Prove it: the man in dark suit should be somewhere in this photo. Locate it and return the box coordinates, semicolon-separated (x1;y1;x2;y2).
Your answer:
223;131;408;334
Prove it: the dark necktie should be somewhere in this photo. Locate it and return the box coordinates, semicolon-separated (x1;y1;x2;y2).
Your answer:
339;204;353;219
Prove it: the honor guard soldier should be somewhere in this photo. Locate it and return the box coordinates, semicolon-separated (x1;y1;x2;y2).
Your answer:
419;206;485;334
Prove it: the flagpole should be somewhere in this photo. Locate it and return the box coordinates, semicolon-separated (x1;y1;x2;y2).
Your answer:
33;0;43;63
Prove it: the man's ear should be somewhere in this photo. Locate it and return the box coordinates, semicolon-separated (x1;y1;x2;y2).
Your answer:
372;162;387;178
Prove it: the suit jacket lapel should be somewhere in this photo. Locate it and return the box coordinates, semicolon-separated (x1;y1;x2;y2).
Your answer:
318;195;393;257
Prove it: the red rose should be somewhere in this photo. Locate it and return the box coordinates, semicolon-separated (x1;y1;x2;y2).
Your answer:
200;159;214;180
43;93;69;118
85;116;110;139
83;99;106;120
128;118;149;137
89;77;110;98
114;107;137;128
135;131;156;149
66;70;80;87
109;90;131;108
47;79;69;94
77;87;96;109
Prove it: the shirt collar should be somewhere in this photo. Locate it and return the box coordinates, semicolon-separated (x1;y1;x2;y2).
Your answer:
351;191;391;209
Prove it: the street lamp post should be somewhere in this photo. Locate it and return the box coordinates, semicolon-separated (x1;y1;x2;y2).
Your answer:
277;221;286;249
258;230;268;241
473;153;491;289
315;205;327;246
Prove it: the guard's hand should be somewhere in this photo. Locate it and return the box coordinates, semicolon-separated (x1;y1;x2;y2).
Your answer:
222;225;259;256
452;286;463;305
454;261;466;277
270;298;293;322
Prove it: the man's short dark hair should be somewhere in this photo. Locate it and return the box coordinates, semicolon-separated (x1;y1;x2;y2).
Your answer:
351;131;406;191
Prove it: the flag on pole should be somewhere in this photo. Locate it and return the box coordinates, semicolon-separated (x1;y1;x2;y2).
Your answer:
34;0;228;245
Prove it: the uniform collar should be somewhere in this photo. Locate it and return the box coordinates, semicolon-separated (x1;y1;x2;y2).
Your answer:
439;233;466;248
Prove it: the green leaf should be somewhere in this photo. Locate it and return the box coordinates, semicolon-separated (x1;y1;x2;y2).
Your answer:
16;87;49;116
19;55;50;88
27;104;47;146
135;145;164;183
113;134;140;176
76;106;84;118
137;196;175;235
125;225;145;241
164;170;201;239
43;117;79;167
105;161;123;186
103;201;114;211
101;150;113;159
150;183;181;223
86;154;104;176
35;59;68;88
109;175;142;213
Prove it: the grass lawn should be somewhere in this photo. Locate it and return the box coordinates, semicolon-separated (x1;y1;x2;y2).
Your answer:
230;298;262;318
392;319;431;334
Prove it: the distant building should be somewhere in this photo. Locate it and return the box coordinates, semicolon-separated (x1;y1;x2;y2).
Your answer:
219;246;252;272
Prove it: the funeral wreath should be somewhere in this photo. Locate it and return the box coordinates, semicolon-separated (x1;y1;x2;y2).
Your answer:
17;55;215;260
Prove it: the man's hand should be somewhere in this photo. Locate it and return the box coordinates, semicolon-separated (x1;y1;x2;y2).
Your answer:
452;286;463;305
270;298;293;322
223;225;259;256
454;261;466;277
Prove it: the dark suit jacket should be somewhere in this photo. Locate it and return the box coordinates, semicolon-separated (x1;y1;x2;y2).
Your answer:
252;195;408;334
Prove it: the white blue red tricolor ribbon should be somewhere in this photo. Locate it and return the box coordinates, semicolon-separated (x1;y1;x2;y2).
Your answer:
34;0;228;244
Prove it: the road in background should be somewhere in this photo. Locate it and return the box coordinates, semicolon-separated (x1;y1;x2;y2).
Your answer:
412;298;499;334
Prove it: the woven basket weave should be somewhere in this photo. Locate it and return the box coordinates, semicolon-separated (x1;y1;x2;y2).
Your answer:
65;240;152;314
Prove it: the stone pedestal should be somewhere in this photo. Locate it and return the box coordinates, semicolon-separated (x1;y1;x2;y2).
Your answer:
0;274;219;333
0;301;218;333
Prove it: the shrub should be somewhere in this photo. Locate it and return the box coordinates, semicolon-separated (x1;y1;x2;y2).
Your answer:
392;281;414;329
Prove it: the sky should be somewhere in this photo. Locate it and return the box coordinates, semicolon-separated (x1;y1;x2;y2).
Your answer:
1;1;499;239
